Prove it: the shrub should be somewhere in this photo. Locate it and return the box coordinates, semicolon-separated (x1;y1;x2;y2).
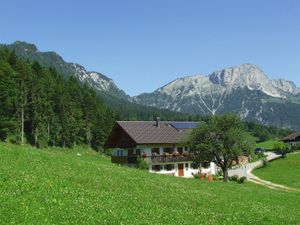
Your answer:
102;148;113;156
258;152;264;158
291;143;300;151
262;158;268;167
274;142;291;158
229;175;238;182
213;175;222;181
237;176;246;184
193;173;200;179
216;170;223;176
136;157;149;170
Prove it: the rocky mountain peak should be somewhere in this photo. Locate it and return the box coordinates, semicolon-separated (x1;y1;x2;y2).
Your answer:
153;64;299;100
134;64;300;129
209;64;268;88
271;79;300;95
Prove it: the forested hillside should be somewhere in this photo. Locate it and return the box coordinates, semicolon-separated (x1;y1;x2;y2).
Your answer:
1;41;202;122
0;48;116;150
0;47;292;150
0;47;201;150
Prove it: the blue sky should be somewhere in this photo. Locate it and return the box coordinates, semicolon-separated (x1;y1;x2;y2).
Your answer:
1;0;299;96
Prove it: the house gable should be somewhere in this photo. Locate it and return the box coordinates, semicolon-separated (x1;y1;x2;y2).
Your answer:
104;123;137;148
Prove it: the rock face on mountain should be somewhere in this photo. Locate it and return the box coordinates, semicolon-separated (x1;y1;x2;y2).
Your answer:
2;41;300;129
1;41;129;100
134;64;300;129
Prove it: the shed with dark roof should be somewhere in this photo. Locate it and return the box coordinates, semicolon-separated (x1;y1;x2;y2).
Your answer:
282;132;300;143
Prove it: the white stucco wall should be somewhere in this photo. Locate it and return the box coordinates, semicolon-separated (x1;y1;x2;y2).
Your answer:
149;162;216;178
112;146;216;178
149;162;197;178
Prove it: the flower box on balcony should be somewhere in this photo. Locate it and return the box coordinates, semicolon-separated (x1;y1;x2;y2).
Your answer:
172;151;179;157
162;153;169;158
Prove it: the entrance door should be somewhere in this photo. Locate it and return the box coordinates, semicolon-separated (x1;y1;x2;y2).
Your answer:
128;149;135;163
128;149;133;156
178;163;184;177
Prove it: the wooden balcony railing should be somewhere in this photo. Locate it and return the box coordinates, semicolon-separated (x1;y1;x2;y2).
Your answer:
111;154;192;164
111;156;137;164
143;155;192;163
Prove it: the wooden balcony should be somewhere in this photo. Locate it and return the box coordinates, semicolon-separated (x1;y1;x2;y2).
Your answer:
111;154;192;164
111;156;137;164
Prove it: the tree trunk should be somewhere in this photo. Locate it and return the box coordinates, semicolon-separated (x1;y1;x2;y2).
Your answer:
222;167;229;182
47;122;50;143
34;128;38;148
86;126;91;148
20;79;25;145
21;101;24;145
35;133;38;148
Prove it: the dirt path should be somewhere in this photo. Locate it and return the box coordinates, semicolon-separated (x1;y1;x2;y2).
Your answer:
247;168;300;192
229;152;300;192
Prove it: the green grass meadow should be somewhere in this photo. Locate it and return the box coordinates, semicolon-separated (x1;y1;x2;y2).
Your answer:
0;142;300;225
253;152;300;189
256;139;281;150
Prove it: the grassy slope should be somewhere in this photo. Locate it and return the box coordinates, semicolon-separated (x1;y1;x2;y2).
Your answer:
256;139;281;150
253;153;300;189
0;143;300;225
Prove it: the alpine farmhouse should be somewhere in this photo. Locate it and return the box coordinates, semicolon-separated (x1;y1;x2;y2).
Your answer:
104;118;216;177
282;132;300;145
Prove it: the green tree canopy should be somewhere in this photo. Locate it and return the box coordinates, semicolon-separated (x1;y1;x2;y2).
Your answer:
0;47;116;150
184;113;255;182
274;141;291;158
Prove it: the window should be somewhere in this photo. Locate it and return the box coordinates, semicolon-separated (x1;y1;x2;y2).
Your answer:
152;165;162;172
163;147;173;154
177;147;183;154
117;150;123;157
191;162;199;169
165;164;174;171
135;149;141;156
201;162;210;169
151;148;160;155
185;163;189;171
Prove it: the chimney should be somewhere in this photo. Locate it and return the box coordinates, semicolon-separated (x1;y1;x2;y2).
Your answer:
155;117;160;128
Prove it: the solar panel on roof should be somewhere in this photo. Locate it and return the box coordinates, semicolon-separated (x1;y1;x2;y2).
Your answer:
169;122;199;130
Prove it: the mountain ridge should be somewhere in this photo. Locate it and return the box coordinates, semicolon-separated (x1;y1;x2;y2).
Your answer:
0;41;130;100
134;64;300;129
136;64;299;98
0;41;199;121
1;40;299;129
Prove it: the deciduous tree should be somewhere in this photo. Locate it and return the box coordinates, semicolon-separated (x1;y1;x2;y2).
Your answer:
184;114;255;182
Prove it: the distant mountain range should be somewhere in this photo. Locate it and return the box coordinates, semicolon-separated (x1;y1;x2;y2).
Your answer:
134;64;300;129
2;41;300;129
